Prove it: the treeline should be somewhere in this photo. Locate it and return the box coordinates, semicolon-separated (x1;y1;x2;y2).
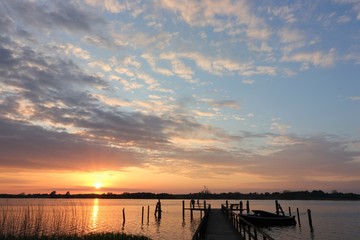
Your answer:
0;190;359;200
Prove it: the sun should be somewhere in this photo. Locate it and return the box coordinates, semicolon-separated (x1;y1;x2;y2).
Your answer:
94;182;102;189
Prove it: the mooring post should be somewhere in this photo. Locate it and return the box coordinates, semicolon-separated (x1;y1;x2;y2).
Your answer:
307;209;313;230
154;202;158;216
246;200;250;214
122;208;126;224
297;208;301;226
142;206;144;224
182;200;185;219
226;200;228;209
158;199;162;219
275;200;279;215
288;206;292;216
204;200;206;212
147;205;150;223
240;201;243;213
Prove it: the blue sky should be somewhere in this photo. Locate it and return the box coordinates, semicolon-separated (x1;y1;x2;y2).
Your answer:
0;0;359;194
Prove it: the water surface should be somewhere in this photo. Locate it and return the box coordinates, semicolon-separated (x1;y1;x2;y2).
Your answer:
0;199;359;239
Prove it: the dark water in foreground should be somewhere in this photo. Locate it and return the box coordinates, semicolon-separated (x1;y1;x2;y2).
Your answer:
0;199;359;239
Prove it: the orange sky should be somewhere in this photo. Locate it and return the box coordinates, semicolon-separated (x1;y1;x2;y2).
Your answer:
1;0;360;194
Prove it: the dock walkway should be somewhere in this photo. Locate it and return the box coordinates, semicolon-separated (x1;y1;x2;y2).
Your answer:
205;209;242;240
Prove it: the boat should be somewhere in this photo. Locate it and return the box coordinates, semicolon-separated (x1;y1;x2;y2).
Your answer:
239;210;296;226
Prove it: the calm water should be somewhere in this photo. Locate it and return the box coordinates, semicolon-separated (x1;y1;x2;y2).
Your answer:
0;198;359;239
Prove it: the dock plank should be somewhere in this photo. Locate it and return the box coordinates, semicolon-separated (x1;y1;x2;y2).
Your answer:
205;209;243;240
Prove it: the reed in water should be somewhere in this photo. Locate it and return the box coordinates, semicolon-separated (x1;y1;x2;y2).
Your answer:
0;200;150;240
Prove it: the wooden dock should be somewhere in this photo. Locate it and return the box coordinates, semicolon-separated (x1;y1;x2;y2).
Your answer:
192;203;275;240
205;209;242;240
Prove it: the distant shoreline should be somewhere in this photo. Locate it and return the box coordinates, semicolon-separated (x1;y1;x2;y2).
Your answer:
1;190;359;200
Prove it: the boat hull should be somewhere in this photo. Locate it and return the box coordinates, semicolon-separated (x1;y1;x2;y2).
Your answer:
239;210;296;227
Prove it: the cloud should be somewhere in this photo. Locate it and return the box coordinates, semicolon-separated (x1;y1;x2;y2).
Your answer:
85;0;126;13
344;52;360;64
208;100;241;110
2;0;106;34
0;118;142;171
338;15;352;23
158;51;254;76
349;96;360;101
334;0;360;20
271;121;292;134
278;28;305;44
246;136;360;184
281;48;336;68
157;0;270;40
88;60;112;72
268;5;298;23
57;43;91;60
242;79;254;84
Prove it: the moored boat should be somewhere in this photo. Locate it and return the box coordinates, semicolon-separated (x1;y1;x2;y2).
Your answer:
239;210;296;226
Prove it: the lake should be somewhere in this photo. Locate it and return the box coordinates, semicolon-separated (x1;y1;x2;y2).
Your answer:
0;198;359;239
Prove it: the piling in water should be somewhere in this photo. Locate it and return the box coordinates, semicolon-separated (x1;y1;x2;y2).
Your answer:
307;209;313;231
147;205;150;223
155;199;162;219
142;206;144;224
297;208;301;226
182;200;185;220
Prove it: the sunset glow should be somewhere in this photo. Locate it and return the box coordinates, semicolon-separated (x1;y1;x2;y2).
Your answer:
94;183;102;190
0;0;360;194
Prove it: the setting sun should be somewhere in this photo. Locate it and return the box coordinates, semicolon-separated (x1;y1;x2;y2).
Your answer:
94;182;102;189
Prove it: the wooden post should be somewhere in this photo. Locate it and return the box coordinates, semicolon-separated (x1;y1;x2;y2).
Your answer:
154;202;157;216
158;199;162;219
147;205;150;223
275;200;279;215
204;200;206;212
122;208;126;224
307;209;313;230
226;200;228;209
240;201;243;213
182;200;185;220
142;206;144;224
288;206;292;216
297;208;301;226
246;200;250;214
190;199;193;221
155;199;161;219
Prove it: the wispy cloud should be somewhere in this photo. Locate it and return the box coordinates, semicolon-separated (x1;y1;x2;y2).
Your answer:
349;96;360;101
281;48;336;68
157;0;269;40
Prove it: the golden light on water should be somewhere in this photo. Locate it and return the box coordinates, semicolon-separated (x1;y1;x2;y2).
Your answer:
91;198;99;230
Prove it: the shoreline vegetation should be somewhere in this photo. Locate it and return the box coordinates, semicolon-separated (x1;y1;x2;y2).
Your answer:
1;190;359;200
0;199;151;240
0;232;151;240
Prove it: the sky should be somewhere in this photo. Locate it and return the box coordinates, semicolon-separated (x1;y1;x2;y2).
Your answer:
0;0;360;194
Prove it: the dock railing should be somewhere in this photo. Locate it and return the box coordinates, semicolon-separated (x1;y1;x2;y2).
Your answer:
192;205;211;240
222;204;275;240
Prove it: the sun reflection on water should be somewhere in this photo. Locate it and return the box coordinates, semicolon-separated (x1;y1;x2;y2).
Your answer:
91;198;99;230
